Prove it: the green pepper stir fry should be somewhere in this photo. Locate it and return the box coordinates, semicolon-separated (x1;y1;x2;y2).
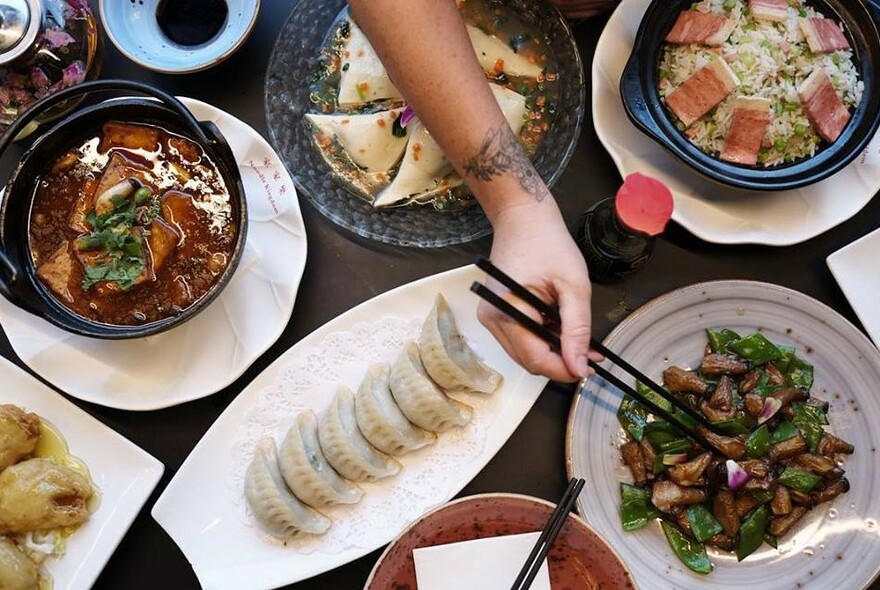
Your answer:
617;329;854;574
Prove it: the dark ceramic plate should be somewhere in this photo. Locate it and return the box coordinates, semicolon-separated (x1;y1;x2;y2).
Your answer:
264;0;584;248
621;0;880;191
364;493;637;589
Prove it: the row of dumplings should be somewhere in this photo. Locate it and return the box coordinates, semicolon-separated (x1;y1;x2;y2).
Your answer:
245;294;502;539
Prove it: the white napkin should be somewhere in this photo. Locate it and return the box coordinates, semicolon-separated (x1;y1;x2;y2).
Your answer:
413;532;551;590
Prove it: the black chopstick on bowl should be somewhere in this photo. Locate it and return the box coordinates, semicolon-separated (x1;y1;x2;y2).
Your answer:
510;477;586;590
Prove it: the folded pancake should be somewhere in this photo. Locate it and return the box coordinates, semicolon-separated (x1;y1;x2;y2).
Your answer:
664;57;740;128
466;24;542;78
798;68;851;143
373;84;527;208
338;19;404;106
800;17;851;54
305;108;407;172
665;11;735;45
720;96;772;165
749;0;789;23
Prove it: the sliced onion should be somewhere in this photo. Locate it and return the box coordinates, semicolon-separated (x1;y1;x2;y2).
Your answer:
726;459;750;491
662;453;689;466
757;397;783;425
400;105;416;128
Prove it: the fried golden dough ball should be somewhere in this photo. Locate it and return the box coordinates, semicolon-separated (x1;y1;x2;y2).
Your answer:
0;458;93;534
0;537;39;590
0;405;41;471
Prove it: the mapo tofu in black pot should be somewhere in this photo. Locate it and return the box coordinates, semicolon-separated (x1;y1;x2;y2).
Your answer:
30;121;237;326
0;81;247;338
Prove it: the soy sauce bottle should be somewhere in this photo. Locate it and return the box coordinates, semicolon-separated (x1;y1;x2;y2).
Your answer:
576;173;673;283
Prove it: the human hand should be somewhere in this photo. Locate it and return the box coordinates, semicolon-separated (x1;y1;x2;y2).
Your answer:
477;202;602;382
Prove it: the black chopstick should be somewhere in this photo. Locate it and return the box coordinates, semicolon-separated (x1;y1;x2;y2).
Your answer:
472;257;721;443
510;477;585;590
476;256;561;329
472;278;713;448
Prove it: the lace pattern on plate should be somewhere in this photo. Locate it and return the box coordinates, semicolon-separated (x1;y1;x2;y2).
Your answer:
230;316;501;554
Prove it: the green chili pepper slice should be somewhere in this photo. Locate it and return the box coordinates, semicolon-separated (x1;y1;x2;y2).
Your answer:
617;395;649;441
707;328;742;354
620;483;661;531
777;467;822;492
728;333;782;365
661;521;713;574
687;505;723;542
792;402;823;453
736;505;769;561
745;425;771;458
770;421;798;444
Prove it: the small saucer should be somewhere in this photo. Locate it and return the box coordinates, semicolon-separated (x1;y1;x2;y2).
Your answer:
99;0;260;74
0;97;308;411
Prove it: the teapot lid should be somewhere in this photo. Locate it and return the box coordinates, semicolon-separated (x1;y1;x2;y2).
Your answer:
0;0;41;64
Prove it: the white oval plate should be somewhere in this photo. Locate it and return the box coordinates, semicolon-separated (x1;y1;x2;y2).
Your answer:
151;265;548;590
0;97;307;411
2;356;164;589
593;0;880;246
567;280;880;589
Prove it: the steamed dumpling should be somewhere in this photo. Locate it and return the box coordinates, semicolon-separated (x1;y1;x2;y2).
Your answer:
318;386;402;482
355;363;436;456
373;84;528;208
338;19;404;105
305;109;407;172
279;411;364;508
419;293;502;394
466;25;543;78
244;438;331;539
389;342;473;432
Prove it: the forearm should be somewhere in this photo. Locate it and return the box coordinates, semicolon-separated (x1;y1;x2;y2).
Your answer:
347;0;556;222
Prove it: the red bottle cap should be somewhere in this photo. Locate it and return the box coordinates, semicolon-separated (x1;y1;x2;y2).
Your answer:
614;173;674;237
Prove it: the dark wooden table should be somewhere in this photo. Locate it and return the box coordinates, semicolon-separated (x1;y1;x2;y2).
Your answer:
1;2;878;589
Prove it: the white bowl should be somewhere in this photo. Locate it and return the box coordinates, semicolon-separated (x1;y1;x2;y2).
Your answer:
99;0;260;74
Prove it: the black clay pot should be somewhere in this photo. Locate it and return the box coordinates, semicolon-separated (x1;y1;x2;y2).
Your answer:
620;0;880;191
0;80;247;339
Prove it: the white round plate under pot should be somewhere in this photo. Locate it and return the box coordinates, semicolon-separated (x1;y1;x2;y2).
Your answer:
99;0;260;74
593;0;880;246
567;280;880;589
0;355;164;589
0;97;308;411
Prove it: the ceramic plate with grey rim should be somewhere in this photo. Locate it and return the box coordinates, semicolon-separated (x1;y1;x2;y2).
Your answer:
566;280;880;589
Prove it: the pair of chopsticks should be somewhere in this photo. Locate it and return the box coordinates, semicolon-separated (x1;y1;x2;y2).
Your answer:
470;256;717;449
510;477;586;590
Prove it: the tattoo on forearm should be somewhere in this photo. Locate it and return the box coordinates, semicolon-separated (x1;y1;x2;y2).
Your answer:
463;123;549;202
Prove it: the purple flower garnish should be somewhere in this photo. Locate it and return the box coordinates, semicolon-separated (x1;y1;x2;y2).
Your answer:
30;67;50;89
61;61;86;88
42;29;76;49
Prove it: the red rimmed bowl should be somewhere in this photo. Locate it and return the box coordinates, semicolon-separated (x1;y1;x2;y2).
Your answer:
365;492;637;589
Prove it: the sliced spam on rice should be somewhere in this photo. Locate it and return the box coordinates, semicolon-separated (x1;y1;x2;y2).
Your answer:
658;0;862;167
